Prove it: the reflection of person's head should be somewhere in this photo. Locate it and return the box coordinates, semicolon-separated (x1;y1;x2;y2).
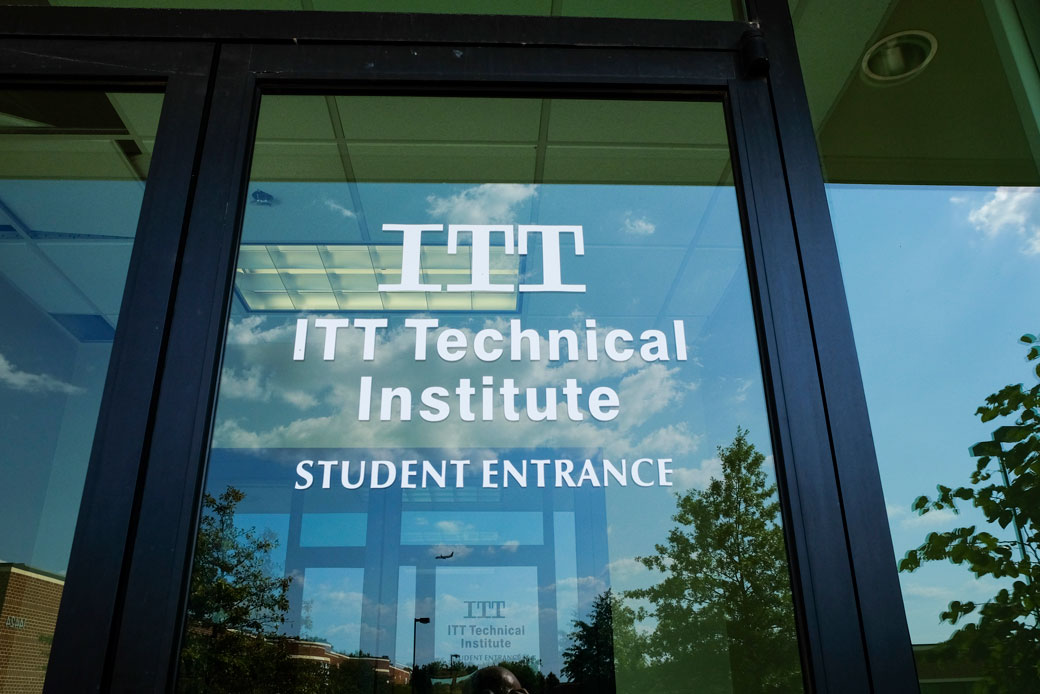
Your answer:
466;666;529;694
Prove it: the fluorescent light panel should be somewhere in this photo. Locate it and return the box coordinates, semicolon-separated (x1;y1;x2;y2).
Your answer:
237;243;518;312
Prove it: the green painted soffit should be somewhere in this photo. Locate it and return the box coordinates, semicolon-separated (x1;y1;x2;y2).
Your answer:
5;0;742;21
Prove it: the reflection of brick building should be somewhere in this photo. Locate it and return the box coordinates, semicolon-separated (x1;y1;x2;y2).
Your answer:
0;564;65;694
285;639;411;686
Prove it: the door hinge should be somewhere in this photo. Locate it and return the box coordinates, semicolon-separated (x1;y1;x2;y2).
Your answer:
741;28;769;78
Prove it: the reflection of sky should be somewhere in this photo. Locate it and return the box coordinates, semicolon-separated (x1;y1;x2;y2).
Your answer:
828;184;1040;644
209;181;785;672
0;180;145;576
301;513;367;547
401;512;542;546
394;566;417;668
553;512;579;645
302;567;365;654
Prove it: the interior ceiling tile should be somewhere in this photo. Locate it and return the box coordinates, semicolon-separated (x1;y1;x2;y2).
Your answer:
0;182;144;238
249;142;346;181
337;96;542;143
542;145;729;185
256;95;336;141
793;0;896;130
548;99;728;146
0;140;136;180
346;143;537;183
107;92;165;140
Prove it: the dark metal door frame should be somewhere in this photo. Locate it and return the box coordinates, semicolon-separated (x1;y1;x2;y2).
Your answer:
0;37;216;694
0;4;918;692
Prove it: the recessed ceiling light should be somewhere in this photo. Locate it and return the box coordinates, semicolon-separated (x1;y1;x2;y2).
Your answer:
861;30;937;86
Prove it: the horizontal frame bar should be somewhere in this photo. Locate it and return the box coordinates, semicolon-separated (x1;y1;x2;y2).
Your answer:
1;6;749;50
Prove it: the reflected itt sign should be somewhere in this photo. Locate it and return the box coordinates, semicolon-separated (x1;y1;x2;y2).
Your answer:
291;220;687;491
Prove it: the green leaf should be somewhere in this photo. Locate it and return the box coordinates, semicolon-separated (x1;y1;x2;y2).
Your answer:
970;441;1003;457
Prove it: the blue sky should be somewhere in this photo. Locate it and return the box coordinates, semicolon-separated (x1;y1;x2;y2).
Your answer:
829;183;1040;644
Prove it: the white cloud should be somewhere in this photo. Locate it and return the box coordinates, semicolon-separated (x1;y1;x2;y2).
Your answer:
426;184;537;224
225;315;296;345
672;456;722;489
621;213;655;236
606;556;648;581
637;423;702;455
617;364;686;429
220;366;267;400
219;365;318;409
282;390;319;409
901;508;958;529
315;589;365;606
1026;235;1040;255
436;520;465;533
901;582;954;599
886;504;907;522
0;352;83;395
732;378;753;404
967;186;1040;254
323;198;356;218
210;315;701;456
547;575;609;595
887;503;959;529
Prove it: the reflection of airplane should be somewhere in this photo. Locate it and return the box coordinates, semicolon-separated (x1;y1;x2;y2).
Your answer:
435;551;454;560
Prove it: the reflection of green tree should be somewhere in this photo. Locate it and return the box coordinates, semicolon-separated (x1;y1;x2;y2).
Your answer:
185;487;291;634
177;486;297;693
562;590;642;693
626;428;801;693
900;334;1040;692
178;487;400;694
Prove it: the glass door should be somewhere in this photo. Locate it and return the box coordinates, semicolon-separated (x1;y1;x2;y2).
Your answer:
173;93;805;693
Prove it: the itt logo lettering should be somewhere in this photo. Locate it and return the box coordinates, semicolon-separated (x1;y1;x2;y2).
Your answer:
463;600;507;618
378;224;585;294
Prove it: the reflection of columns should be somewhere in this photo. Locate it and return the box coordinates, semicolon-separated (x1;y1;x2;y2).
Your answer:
361;487;403;658
538;486;560;675
282;490;305;637
414;565;436;666
574;485;610;619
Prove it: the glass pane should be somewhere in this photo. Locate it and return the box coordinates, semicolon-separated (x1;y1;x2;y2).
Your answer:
176;95;804;693
0;0;741;20
797;0;1040;690
0;88;163;692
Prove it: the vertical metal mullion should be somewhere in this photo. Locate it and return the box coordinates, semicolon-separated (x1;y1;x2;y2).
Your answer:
42;45;216;694
727;76;871;693
105;44;259;693
746;0;921;691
